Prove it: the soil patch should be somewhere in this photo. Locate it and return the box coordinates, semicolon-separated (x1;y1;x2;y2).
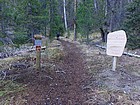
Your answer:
1;40;89;105
79;42;140;104
1;38;140;105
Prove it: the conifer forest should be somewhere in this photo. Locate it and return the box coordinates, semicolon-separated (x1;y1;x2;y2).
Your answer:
0;0;140;105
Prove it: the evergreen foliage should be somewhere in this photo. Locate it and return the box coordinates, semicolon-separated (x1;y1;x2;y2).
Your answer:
49;0;64;40
13;33;28;45
0;0;139;49
1;0;64;44
124;0;140;49
77;1;94;41
77;0;105;43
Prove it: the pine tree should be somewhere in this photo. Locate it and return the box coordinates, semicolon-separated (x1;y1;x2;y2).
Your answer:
0;0;50;44
77;0;106;44
49;0;64;40
124;0;140;49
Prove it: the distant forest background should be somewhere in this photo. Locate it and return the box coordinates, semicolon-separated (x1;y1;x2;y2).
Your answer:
0;0;140;49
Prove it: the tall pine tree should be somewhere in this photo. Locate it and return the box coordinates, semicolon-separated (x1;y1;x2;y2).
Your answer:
49;0;64;40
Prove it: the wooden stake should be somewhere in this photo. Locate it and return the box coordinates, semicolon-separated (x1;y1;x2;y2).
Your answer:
112;56;117;71
36;46;41;70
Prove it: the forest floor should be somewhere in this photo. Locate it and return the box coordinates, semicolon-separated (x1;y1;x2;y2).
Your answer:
0;37;140;105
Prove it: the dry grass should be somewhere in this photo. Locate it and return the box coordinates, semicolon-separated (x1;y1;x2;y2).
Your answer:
0;39;66;105
0;80;26;105
78;40;140;104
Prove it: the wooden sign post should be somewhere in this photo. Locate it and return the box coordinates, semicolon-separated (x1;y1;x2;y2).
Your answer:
34;34;42;70
107;30;127;71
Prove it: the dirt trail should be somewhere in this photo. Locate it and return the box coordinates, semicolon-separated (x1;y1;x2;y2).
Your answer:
1;39;140;105
16;40;89;105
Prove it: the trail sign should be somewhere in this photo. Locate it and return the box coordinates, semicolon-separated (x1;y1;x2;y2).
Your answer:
34;34;42;70
34;34;42;39
35;40;42;46
107;30;127;57
106;30;127;71
36;46;41;51
34;34;42;47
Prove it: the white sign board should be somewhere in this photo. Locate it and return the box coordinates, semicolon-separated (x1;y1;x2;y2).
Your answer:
35;40;42;46
107;30;127;57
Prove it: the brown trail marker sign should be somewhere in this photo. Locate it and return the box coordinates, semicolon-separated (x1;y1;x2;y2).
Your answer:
107;30;127;71
34;34;42;70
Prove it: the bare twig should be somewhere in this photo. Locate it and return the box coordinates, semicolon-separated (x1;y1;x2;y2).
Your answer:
56;70;66;74
82;85;94;91
45;76;53;80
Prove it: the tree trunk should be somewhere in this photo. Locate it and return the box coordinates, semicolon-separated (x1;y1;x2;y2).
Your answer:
49;0;53;40
94;0;97;12
86;30;89;44
74;0;77;41
104;0;129;32
0;2;6;36
63;0;68;31
105;0;108;16
128;0;133;3
100;27;106;42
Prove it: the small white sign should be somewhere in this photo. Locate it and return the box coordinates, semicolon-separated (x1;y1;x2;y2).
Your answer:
35;40;42;46
107;30;127;57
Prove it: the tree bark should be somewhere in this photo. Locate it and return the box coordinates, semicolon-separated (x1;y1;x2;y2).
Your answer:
0;2;6;36
104;0;130;32
100;27;106;42
63;0;68;31
74;0;77;41
49;0;53;39
93;0;97;12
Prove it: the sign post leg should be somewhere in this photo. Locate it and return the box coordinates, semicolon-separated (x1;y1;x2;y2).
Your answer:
112;56;117;71
36;47;41;70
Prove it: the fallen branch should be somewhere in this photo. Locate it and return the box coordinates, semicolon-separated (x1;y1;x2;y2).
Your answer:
95;44;106;49
10;63;27;69
123;52;140;58
95;44;140;58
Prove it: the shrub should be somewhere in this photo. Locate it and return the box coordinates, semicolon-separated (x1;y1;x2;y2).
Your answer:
13;32;28;45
